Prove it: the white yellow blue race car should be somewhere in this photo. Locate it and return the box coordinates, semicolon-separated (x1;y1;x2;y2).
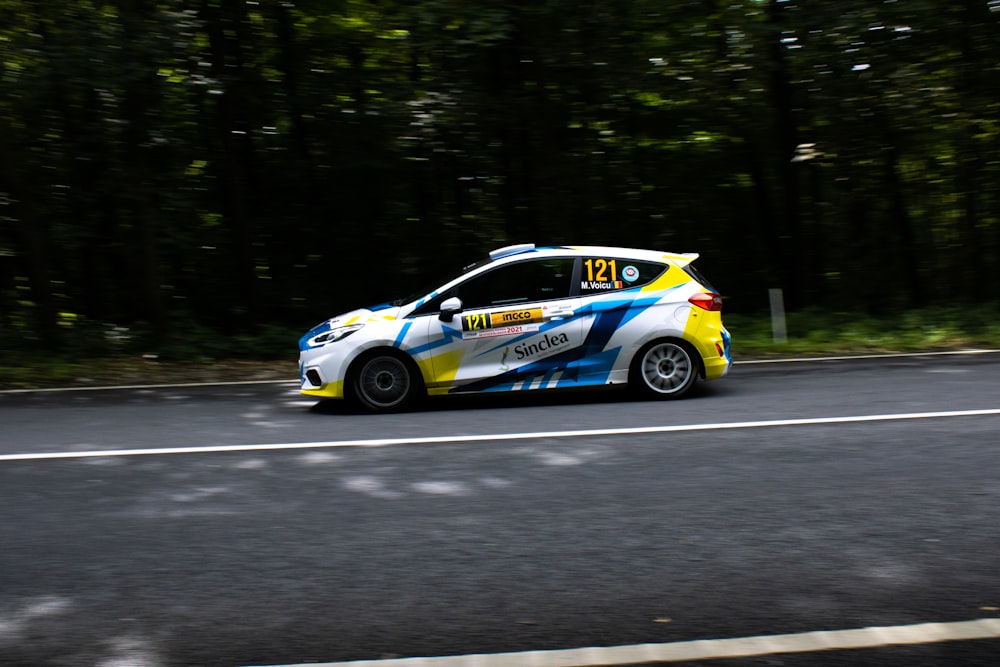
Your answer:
299;244;731;412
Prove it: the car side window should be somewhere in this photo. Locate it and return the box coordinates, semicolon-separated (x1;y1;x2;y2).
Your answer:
457;258;576;310
579;257;665;294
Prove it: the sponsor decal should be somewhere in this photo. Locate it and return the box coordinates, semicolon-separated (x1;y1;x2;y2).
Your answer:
461;323;538;340
581;280;623;290
514;331;570;360
622;265;639;283
490;308;543;326
462;308;544;332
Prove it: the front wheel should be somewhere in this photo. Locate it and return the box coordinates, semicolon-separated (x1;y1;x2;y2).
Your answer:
630;340;698;399
351;352;421;412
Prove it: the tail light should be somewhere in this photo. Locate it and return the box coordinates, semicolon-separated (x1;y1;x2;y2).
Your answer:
689;292;723;311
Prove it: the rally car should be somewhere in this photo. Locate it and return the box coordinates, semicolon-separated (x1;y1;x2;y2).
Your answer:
298;244;731;412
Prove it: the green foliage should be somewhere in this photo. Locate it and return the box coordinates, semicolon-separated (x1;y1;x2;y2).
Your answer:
154;322;299;362
728;306;1000;357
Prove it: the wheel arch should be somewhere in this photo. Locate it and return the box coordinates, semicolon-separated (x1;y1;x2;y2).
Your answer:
628;336;703;399
631;336;705;378
345;345;426;409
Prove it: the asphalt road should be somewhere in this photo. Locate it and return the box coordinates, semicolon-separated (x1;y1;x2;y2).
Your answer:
1;352;999;667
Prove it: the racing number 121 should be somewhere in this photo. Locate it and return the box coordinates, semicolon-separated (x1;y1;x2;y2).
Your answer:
463;313;490;331
584;258;617;282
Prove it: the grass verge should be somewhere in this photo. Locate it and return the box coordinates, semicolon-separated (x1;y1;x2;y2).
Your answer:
726;307;1000;357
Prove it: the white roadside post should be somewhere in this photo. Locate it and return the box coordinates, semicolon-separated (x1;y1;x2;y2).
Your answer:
769;288;788;344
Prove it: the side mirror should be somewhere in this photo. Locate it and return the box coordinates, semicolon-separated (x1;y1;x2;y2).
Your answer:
439;296;463;322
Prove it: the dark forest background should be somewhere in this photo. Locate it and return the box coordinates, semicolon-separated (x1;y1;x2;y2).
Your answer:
1;0;998;354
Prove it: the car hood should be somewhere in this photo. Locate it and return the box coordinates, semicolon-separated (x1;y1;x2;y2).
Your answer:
325;303;401;328
299;303;402;351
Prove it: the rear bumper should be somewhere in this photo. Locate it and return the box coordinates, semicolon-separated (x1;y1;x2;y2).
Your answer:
687;319;731;381
702;353;730;381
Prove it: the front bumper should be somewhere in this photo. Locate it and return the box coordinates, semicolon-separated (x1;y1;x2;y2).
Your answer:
299;349;350;399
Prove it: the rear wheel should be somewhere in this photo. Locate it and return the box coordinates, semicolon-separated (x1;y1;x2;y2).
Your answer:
351;352;422;412
630;340;698;399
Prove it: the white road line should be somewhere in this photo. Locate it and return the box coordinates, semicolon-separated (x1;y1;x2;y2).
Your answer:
736;348;1000;364
0;378;296;394
2;408;999;463
244;617;1000;667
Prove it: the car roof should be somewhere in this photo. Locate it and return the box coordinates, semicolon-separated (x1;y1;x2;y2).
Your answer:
400;243;702;313
489;244;699;267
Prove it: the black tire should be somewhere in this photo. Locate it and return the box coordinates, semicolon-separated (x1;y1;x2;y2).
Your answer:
630;339;698;399
350;351;423;413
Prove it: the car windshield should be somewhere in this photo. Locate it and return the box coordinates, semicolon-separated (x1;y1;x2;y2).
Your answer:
390;256;490;306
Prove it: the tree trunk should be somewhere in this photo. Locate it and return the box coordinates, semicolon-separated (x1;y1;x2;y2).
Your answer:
884;144;924;306
765;0;804;309
202;0;260;325
0;126;57;340
118;0;167;330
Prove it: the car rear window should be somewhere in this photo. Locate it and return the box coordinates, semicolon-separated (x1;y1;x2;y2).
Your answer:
683;264;717;292
579;257;664;294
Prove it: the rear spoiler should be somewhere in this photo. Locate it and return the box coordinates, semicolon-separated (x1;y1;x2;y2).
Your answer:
661;252;699;267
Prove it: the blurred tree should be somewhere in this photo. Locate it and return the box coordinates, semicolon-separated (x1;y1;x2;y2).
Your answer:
1;0;998;353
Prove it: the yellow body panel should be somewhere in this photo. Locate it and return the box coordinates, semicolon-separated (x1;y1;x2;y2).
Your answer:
683;308;729;380
419;348;465;388
640;265;690;293
301;380;346;399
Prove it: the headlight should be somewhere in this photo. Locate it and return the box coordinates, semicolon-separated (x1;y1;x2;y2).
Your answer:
312;324;363;346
